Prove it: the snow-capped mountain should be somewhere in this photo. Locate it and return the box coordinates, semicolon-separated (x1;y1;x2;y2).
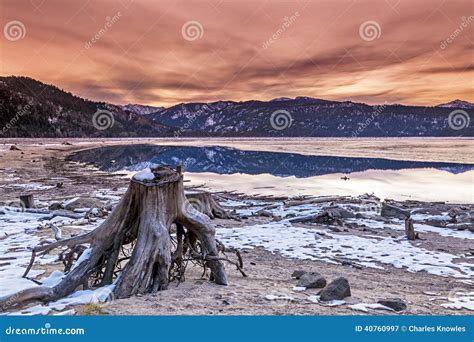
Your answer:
122;104;165;115
147;97;473;137
436;99;474;109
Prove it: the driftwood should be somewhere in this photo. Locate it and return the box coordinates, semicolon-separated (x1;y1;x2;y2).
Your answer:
289;207;354;224
290;212;339;225
284;196;348;208
49;224;63;241
0;166;228;311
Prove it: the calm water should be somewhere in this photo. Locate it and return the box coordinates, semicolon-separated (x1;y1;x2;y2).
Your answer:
69;144;474;203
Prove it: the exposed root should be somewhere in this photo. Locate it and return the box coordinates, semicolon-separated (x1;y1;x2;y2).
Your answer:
1;166;241;312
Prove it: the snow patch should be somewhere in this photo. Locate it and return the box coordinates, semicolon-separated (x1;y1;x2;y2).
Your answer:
217;220;474;278
308;295;346;306
133;168;154;181
348;303;394;313
440;291;474;311
265;294;294;301
71;248;92;270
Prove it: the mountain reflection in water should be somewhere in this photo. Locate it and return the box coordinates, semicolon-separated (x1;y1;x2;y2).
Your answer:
68;144;474;177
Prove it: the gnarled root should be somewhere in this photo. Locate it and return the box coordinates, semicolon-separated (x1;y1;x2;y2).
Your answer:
1;167;232;312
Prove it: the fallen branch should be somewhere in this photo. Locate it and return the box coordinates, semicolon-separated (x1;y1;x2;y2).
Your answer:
284;195;349;207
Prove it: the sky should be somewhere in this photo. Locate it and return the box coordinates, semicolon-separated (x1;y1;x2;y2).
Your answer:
1;0;473;107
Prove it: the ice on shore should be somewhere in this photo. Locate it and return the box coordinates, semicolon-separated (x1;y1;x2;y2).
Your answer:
217;220;474;279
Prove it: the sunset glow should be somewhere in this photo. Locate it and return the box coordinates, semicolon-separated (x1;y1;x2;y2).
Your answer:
1;0;473;106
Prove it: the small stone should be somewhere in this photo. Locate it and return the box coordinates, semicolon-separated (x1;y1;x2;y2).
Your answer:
297;272;326;289
381;202;410;219
324;207;355;219
256;209;273;217
377;298;407;312
48;202;64;210
319;277;351;301
64;197;103;210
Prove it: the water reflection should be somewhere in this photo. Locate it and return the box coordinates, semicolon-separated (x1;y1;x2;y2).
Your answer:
68;144;474;177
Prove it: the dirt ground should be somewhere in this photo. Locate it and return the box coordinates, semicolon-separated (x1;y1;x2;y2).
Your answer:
0;139;472;315
95;247;471;316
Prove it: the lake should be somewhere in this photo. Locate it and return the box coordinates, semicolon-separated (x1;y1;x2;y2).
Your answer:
68;138;474;203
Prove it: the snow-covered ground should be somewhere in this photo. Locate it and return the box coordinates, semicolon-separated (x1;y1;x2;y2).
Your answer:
0;194;472;314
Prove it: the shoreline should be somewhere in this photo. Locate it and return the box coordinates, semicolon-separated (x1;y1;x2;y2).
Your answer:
0;139;472;315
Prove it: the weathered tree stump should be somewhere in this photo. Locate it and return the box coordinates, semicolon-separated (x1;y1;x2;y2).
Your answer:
185;190;230;219
405;217;416;240
20;194;34;209
0;166;227;310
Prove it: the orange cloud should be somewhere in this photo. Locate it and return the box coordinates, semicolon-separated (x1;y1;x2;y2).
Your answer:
1;0;472;106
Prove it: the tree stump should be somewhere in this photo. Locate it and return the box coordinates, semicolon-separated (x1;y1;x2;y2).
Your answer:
405;217;416;240
20;194;34;209
185;190;230;219
0;166;227;310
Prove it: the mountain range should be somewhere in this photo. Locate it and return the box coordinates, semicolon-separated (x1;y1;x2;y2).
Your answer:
0;76;472;138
